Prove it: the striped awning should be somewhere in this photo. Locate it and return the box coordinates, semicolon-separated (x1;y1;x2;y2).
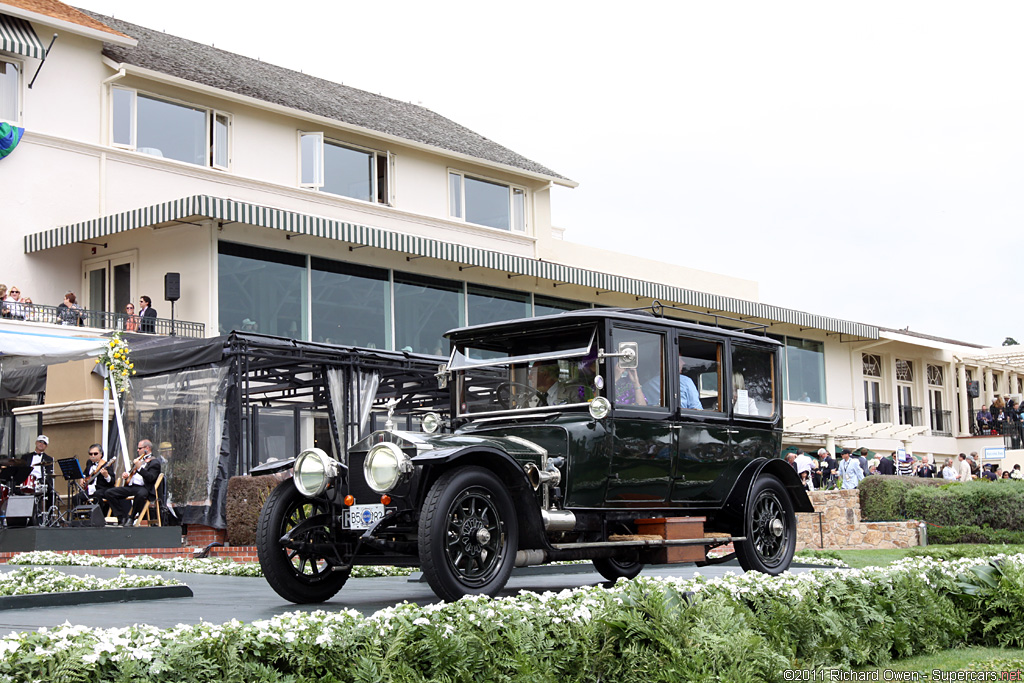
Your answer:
0;14;46;60
24;194;879;339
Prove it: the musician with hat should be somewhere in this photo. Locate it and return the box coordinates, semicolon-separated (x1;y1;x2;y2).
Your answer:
24;435;55;508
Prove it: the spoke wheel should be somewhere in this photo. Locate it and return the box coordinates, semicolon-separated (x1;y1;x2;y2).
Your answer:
419;467;518;601
735;475;796;575
256;479;350;603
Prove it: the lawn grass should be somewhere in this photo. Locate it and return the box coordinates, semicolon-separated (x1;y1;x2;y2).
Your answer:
854;646;1024;675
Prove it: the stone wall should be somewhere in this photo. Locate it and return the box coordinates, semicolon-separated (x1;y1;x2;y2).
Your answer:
796;489;921;550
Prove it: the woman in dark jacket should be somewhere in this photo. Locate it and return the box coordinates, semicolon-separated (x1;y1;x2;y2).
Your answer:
57;291;84;326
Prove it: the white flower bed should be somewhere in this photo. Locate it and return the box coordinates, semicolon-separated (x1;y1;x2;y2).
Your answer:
0;566;180;596
0;552;1017;683
7;551;417;578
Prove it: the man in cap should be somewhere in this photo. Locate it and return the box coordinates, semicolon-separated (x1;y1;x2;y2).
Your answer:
837;449;865;489
24;435;55;519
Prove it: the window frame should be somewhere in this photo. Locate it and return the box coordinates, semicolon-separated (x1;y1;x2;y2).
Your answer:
298;131;390;205
0;56;23;124
110;85;231;170
448;169;527;232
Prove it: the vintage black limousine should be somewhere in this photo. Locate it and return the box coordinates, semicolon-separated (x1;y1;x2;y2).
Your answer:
256;305;812;603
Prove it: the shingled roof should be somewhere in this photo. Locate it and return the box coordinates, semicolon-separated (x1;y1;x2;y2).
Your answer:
78;9;569;182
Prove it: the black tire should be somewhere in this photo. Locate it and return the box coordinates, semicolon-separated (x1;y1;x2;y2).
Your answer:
735;475;796;575
256;479;350;604
418;466;518;602
593;556;644;582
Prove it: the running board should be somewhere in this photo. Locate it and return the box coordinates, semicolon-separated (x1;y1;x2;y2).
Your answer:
551;536;745;550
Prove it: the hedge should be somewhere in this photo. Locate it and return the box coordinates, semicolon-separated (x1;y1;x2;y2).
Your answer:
225;475;281;546
905;480;1024;530
927;525;1024;545
858;475;945;521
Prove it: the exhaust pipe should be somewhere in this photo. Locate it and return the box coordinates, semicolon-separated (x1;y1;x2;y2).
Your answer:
541;508;577;532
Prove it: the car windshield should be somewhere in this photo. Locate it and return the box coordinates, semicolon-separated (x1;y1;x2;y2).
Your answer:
453;325;601;416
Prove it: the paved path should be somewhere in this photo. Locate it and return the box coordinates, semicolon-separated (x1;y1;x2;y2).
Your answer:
0;561;832;634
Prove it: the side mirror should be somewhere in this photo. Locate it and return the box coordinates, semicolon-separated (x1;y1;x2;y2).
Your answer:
617;342;638;369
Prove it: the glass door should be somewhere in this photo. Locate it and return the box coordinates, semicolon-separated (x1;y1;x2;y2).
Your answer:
83;252;136;329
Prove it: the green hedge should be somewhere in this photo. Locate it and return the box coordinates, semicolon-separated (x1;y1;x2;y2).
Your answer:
225;475;281;546
858;475;945;521
905;480;1024;529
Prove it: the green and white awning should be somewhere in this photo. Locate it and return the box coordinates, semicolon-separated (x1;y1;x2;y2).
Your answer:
24;194;879;339
0;14;46;60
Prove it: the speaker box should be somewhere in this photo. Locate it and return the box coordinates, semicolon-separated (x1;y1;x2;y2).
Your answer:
164;272;180;302
3;495;35;527
967;381;980;398
70;504;105;528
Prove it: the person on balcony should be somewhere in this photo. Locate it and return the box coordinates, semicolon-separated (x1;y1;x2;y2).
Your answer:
123;302;140;332
138;295;157;333
4;286;25;320
977;405;994;434
57;291;84;326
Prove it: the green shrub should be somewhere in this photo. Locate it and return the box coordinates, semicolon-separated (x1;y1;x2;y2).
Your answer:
907;544;1024;560
905;480;1024;530
928;525;1024;545
858;475;945;521
225;475;280;546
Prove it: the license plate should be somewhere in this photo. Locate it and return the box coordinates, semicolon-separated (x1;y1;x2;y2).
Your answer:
348;503;386;530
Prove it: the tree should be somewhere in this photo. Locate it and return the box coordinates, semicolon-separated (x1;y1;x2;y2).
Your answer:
1003;337;1019;346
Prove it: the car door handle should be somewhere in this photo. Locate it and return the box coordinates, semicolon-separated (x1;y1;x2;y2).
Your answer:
725;428;739;434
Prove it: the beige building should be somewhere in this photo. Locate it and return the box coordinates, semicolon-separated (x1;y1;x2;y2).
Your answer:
1;0;1021;479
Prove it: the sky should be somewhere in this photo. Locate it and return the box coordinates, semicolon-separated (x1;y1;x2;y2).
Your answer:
71;1;1024;347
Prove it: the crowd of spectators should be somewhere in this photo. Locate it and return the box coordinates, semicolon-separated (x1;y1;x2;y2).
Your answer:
1;284;154;332
789;445;1023;491
977;394;1021;435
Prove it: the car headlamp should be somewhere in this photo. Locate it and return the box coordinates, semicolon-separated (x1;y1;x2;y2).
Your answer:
364;442;412;493
588;396;612;420
421;412;441;434
293;448;340;498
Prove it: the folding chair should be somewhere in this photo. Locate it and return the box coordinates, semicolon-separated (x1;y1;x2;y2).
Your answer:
135;473;164;527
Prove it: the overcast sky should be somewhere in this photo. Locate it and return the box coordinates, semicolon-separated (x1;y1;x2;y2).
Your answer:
72;1;1024;347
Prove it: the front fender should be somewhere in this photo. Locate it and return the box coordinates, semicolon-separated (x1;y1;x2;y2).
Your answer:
715;458;813;530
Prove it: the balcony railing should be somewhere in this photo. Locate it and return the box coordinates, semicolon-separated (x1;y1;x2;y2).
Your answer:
898;405;923;427
1;302;204;338
865;401;891;424
930;409;952;437
1004;424;1023;451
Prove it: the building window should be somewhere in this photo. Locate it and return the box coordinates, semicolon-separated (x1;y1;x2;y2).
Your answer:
112;86;230;168
927;364;943;387
448;171;526;232
863;354;881;377
299;132;389;204
310;259;389;348
467;284;530;326
896;359;913;382
0;58;19;122
782;337;824;403
218;242;306;338
394;273;463;356
534;295;589;317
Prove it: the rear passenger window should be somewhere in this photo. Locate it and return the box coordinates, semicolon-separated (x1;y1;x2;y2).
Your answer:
731;345;775;417
678;336;722;412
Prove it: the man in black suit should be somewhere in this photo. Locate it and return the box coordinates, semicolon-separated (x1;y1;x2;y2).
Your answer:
815;448;838;488
876;453;896;476
72;444;114;507
138;295;157;333
104;440;162;526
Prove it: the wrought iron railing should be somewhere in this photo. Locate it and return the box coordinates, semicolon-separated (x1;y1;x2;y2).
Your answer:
1004;424;1022;451
930;409;952;437
0;302;204;338
865;401;891;424
898;405;923;427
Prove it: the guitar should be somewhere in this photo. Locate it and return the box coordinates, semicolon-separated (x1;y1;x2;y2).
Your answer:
76;458;112;495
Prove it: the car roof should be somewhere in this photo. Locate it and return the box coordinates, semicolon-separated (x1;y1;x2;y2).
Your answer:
446;307;782;347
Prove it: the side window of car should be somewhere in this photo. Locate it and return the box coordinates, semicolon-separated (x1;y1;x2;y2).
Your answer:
678;336;722;412
611;328;665;408
731;345;776;418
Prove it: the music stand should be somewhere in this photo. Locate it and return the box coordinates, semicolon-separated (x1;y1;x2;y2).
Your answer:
55;458;84;527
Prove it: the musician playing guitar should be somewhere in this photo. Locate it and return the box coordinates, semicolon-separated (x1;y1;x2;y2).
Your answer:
102;440;162;527
71;444;114;507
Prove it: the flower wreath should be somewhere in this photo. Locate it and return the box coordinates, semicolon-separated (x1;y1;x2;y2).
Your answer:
96;331;135;393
